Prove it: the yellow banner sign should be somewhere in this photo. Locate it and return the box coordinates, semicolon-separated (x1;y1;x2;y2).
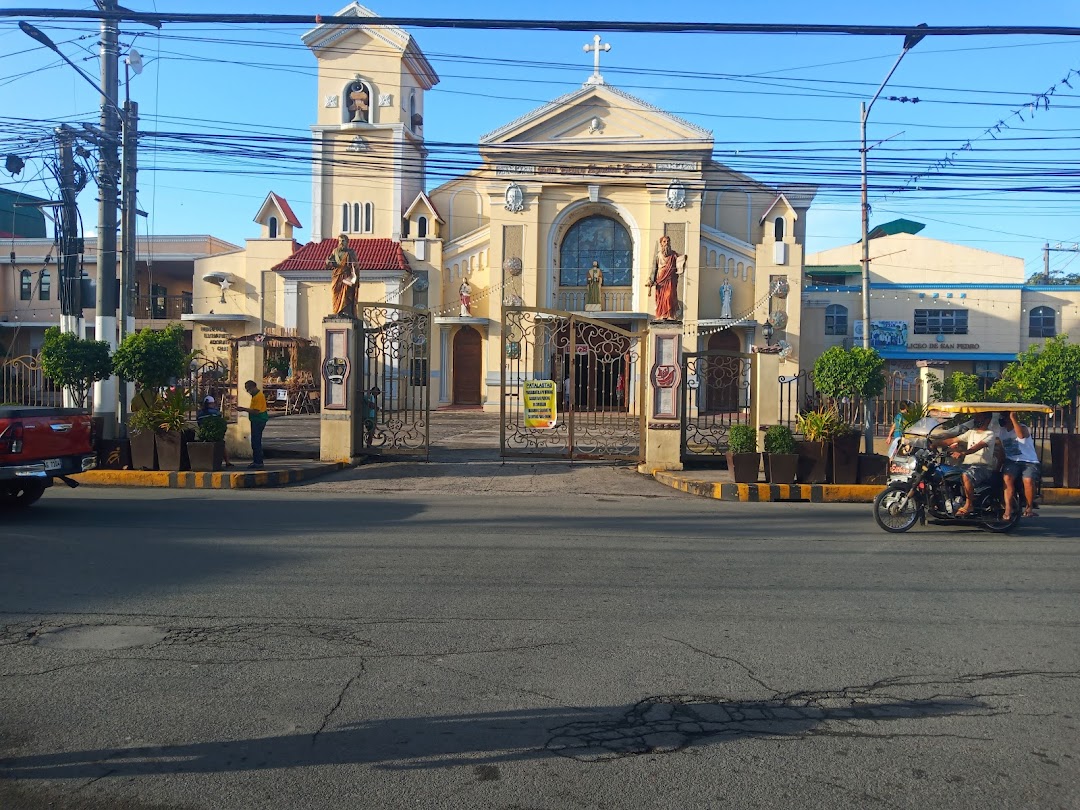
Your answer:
523;380;558;429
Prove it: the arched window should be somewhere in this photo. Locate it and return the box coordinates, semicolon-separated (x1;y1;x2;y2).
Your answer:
39;270;50;300
559;215;632;287
268;216;278;239
1029;305;1056;338
19;269;31;300
774;216;786;240
341;203;349;233
417;216;428;238
343;79;371;124
825;304;848;336
363;202;374;234
352;203;361;233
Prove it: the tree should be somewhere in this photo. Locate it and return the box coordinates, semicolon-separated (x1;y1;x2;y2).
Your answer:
38;327;112;408
112;325;188;390
1026;269;1080;286
928;371;984;403
987;335;1080;430
812;346;886;402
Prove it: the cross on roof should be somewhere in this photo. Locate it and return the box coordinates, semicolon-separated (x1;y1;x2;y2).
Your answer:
583;34;611;86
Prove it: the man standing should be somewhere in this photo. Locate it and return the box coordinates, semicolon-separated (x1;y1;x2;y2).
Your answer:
326;234;358;317
939;412;1000;517
647;235;685;321
236;380;268;469
1000;411;1041;519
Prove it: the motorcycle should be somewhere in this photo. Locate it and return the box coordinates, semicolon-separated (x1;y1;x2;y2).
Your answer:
873;401;1052;534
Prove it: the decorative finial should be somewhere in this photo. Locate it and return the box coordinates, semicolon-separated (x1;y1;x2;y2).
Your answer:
583;35;611;86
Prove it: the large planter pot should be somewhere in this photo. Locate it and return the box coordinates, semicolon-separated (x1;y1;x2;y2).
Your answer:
187;441;225;472
831;433;861;485
764;453;798;485
129;431;157;471
796;440;829;484
155;431;191;472
1049;433;1080;488
96;439;131;470
725;451;761;484
858;453;889;485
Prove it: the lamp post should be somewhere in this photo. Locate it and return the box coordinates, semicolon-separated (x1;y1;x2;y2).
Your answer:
860;23;926;451
762;321;775;348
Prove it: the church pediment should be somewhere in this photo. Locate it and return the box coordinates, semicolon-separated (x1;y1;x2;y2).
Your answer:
480;85;712;148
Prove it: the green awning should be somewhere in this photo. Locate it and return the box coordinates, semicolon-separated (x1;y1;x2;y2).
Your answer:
867;218;925;239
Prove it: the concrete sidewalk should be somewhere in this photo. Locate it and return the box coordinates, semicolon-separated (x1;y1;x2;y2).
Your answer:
651;467;1080;504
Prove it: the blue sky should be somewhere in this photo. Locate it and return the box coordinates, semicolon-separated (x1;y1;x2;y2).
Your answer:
3;0;1080;279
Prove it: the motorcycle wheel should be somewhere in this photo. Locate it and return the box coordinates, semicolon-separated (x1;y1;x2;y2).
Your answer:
874;484;920;533
981;493;1021;534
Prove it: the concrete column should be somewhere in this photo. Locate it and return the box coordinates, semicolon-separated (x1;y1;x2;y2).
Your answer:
640;323;683;474
319;316;364;462
227;339;265;460
751;351;781;452
919;364;945;404
438;325;451;405
283;279;298;332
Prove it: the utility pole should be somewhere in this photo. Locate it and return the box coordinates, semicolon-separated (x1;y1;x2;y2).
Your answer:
55;127;82;335
118;98;137;434
93;0;121;438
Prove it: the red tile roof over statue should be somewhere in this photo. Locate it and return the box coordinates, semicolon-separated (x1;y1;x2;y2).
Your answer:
271;238;411;273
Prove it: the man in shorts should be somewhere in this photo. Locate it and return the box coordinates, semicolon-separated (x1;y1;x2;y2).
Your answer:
999;411;1041;519
939;412;1000;517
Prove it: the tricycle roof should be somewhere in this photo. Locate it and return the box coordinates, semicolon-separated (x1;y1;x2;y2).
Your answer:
928;401;1054;416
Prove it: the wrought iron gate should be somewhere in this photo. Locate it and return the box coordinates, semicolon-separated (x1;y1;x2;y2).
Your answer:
357;302;431;459
501;306;646;461
680;348;754;462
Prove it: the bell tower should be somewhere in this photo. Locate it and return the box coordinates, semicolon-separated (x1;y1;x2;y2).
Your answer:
304;3;439;242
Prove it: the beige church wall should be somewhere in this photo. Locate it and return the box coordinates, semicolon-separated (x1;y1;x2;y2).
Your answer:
314;32;411;128
698;246;756;321
323;131;397;236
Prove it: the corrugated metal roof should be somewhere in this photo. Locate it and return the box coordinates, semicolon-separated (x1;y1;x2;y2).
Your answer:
271;237;410;273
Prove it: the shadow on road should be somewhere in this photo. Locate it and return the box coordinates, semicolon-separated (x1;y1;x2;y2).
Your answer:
0;688;986;779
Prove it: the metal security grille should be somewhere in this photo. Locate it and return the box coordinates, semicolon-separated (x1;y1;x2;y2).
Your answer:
680;348;753;462
501;305;646;461
357;302;431;459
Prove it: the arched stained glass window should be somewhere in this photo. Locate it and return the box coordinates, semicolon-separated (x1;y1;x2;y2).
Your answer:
559;215;632;287
825;303;848;336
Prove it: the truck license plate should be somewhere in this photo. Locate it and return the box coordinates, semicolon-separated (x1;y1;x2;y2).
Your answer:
44;458;62;471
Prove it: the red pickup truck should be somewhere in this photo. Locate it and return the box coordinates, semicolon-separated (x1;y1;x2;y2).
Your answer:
0;407;97;507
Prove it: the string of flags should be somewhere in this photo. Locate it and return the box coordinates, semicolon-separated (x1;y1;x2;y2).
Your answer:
885;67;1071;199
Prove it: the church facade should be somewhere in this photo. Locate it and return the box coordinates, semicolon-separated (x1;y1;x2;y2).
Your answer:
187;3;816;409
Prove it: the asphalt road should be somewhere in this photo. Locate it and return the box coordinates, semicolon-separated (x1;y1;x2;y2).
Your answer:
1;466;1078;810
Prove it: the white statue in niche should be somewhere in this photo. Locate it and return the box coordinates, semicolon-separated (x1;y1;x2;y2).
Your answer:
504;183;524;213
720;280;733;319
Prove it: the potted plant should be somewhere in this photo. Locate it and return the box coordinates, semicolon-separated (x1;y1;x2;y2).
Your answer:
127;405;159;471
725;423;760;484
154;389;193;472
763;424;798;484
113;324;189;433
188;414;227;472
795;406;839;484
812;346;886;456
38;327;116;462
830;422;862;485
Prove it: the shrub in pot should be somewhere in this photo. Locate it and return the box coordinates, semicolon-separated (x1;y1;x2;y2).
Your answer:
795;407;840;484
189;414;227;472
725;423;760;484
127;406;159;471
154;390;193;472
763;424;798;484
830;423;862;485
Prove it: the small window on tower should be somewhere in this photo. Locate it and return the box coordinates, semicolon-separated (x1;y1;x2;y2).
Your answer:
774;216;785;240
417;216;428;238
268;216;278;239
363;202;374;234
20;269;32;300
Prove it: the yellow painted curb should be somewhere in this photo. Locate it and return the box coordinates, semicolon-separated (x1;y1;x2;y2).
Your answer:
652;470;1080;506
74;462;348;490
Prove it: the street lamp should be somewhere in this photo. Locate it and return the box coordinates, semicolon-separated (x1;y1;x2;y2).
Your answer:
762;321;775;347
859;22;926;450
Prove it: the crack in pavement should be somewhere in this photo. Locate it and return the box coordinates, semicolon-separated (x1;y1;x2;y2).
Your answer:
662;635;777;692
312;660;366;743
543;668;1080;763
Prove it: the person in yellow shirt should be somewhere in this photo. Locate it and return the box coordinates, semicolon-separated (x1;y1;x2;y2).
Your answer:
236;379;268;469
